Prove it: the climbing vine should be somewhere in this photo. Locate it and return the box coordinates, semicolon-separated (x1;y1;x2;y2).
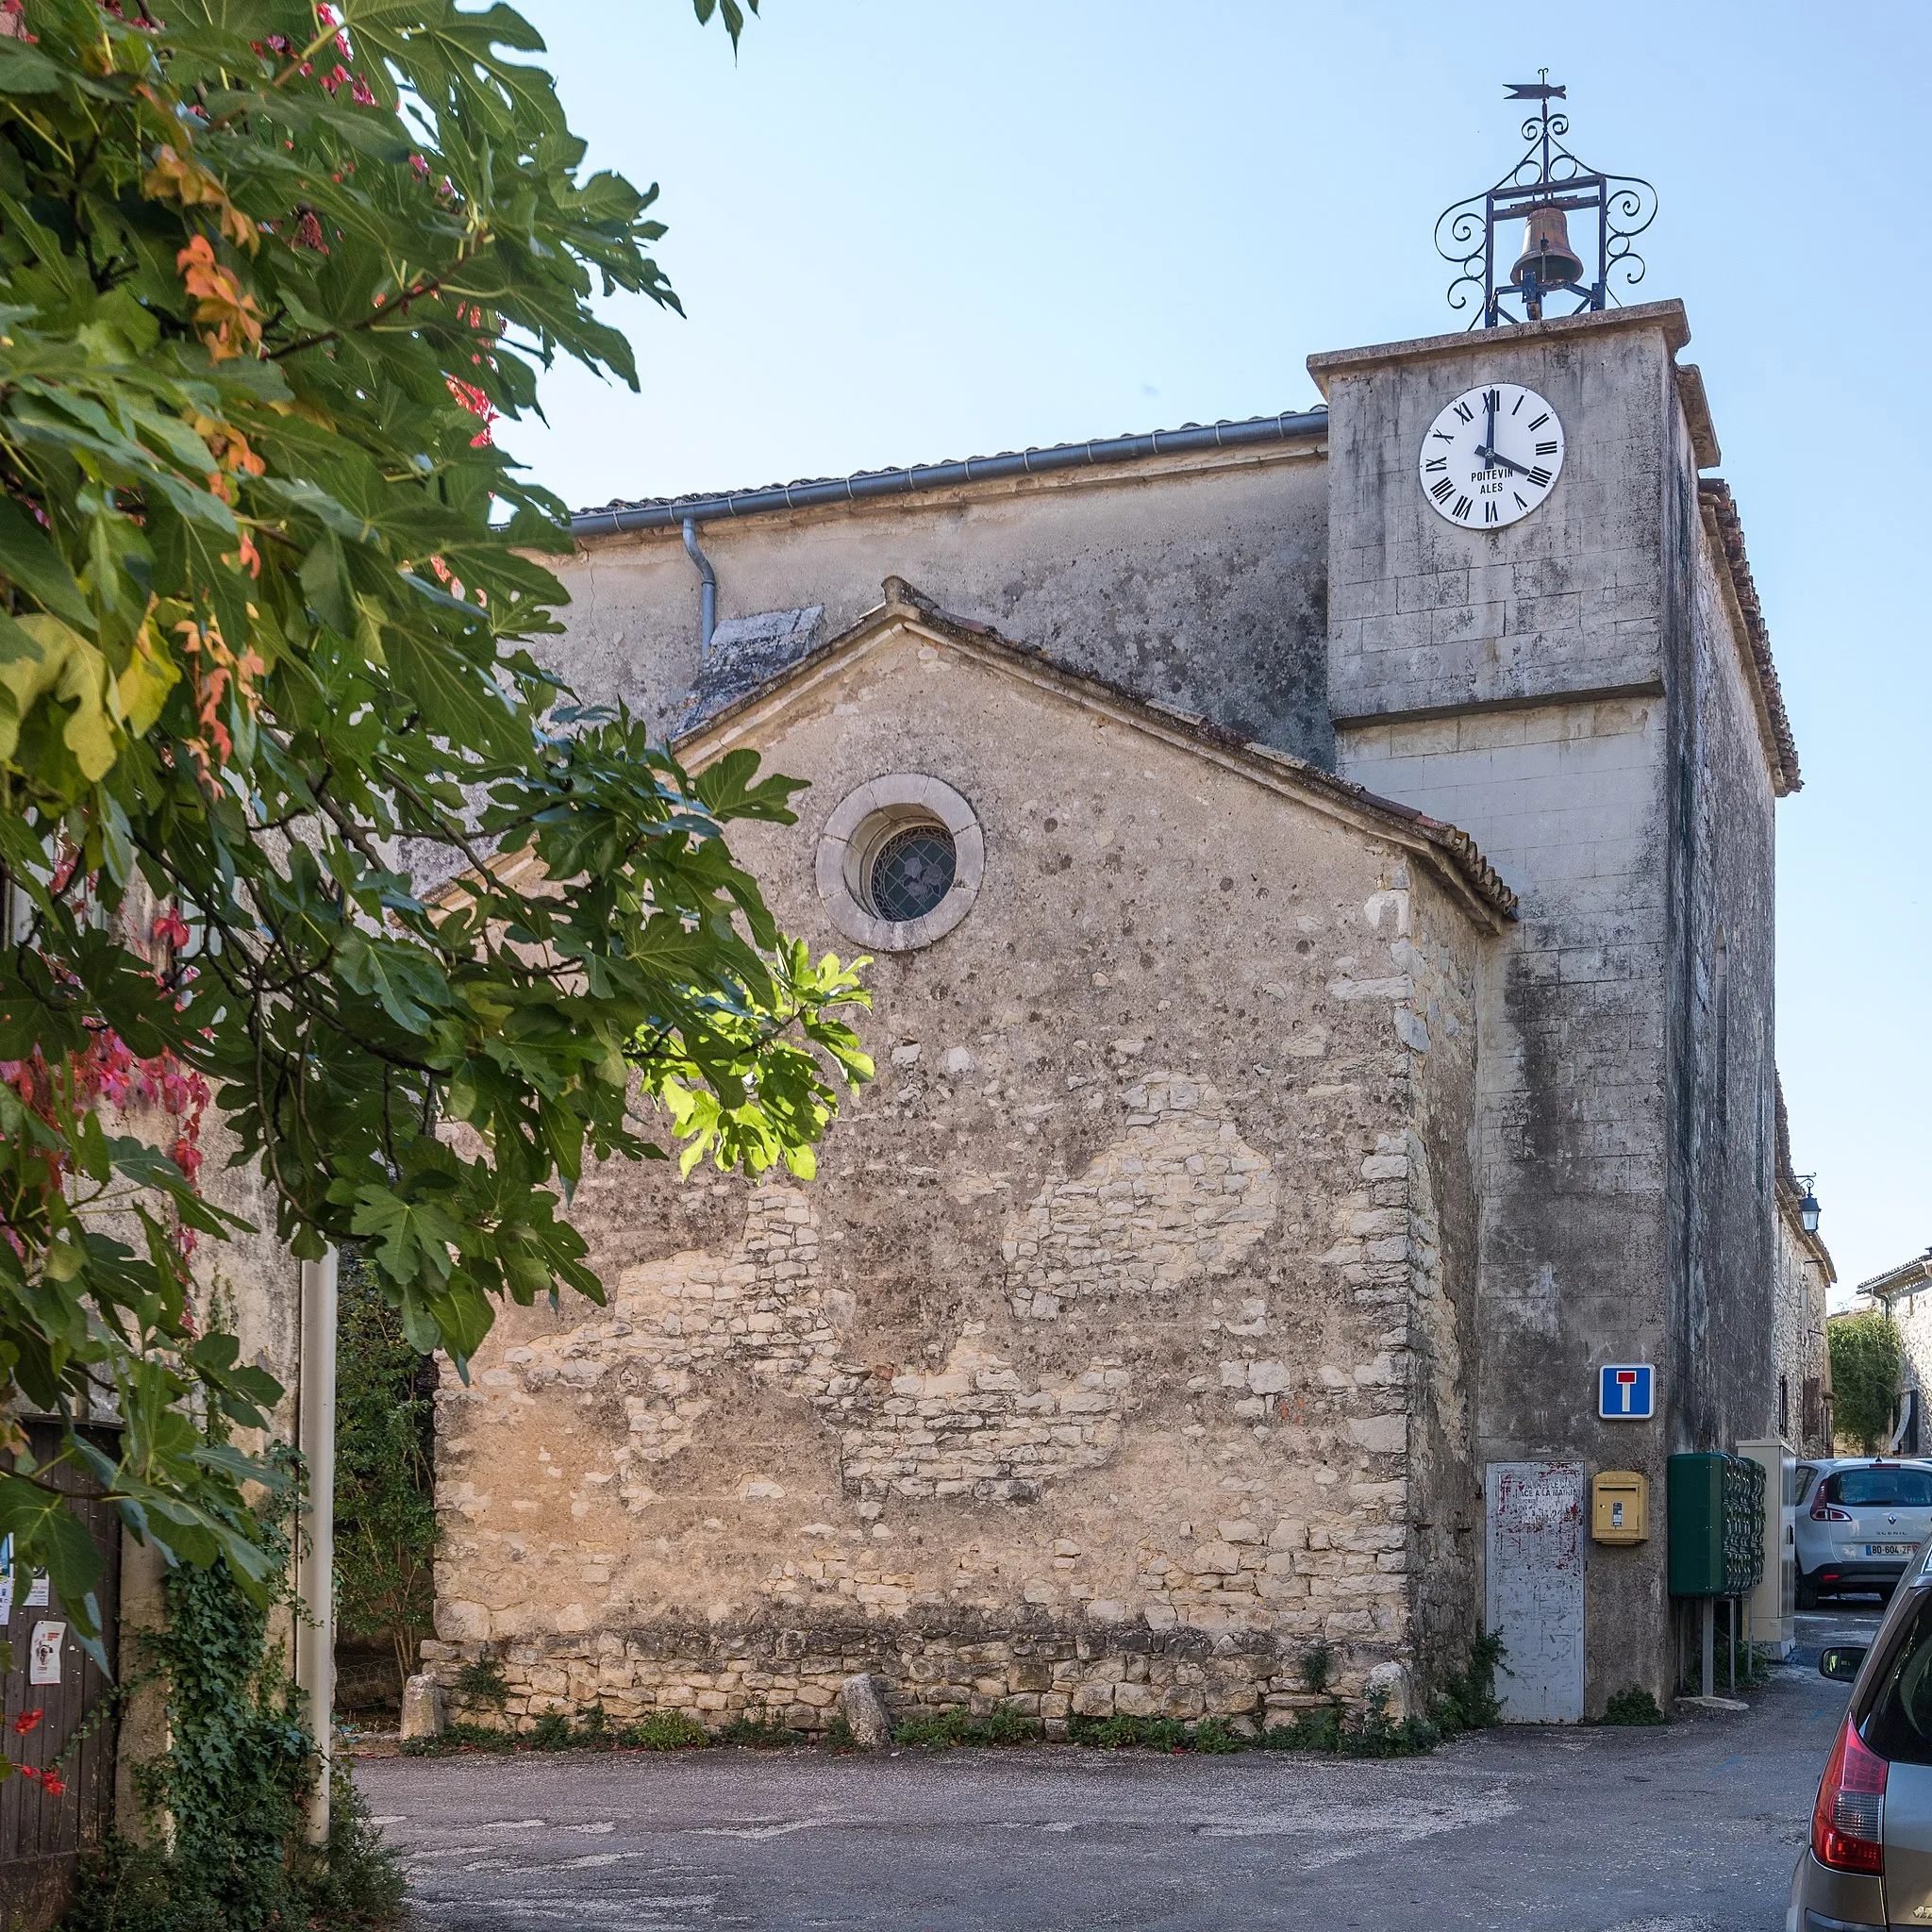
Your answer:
60;1457;407;1931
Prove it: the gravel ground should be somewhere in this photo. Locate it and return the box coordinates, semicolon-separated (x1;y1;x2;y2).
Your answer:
356;1608;1881;1931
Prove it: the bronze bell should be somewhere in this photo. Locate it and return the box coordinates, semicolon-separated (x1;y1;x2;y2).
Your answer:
1510;203;1586;293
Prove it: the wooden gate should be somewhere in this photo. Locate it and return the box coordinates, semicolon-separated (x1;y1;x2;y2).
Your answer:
0;1421;124;1932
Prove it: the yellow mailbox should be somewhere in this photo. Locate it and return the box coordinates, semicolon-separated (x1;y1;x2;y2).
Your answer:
1591;1471;1649;1545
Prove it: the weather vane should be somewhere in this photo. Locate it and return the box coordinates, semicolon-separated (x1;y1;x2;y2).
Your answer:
1435;74;1657;329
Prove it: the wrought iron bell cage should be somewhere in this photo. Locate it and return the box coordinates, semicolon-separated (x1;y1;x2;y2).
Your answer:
1435;77;1658;330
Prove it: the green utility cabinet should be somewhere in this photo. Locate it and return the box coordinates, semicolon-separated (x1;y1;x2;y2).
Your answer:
1667;1452;1765;1597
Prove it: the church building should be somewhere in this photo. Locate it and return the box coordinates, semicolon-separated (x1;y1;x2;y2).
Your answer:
424;119;1816;1726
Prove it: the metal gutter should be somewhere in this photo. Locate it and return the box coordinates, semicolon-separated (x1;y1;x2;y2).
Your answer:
572;408;1329;539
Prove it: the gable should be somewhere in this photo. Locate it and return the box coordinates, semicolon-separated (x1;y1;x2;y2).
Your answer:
676;578;1515;933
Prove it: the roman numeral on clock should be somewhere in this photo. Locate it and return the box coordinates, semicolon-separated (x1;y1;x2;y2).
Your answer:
1483;390;1501;415
1527;412;1549;430
1430;476;1455;502
1452;400;1474;424
1484;500;1498;525
1452;495;1473;521
1527;466;1552;488
1424;457;1447;473
1535;440;1559;457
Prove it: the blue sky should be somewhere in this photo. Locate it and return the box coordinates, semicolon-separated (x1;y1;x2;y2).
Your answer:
512;1;1928;1299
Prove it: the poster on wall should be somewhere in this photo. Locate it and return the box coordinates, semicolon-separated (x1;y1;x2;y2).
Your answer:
28;1621;64;1686
0;1533;12;1623
25;1572;50;1608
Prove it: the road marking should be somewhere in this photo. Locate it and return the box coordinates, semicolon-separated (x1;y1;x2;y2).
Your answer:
479;1818;547;1831
1195;1783;1520;1869
691;1819;828;1840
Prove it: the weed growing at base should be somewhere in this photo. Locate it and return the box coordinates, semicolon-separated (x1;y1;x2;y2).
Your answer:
1600;1687;1667;1726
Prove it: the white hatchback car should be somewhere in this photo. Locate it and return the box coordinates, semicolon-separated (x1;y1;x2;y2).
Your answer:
1795;1459;1932;1607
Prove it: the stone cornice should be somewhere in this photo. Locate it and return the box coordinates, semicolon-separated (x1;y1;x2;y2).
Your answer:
1305;299;1692;395
1698;482;1803;796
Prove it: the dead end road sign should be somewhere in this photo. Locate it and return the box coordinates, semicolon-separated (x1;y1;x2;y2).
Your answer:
1599;1364;1655;1420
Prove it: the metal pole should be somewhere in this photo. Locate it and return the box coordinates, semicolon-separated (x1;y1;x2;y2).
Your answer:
1701;1598;1714;1700
295;1248;339;1848
1728;1599;1736;1693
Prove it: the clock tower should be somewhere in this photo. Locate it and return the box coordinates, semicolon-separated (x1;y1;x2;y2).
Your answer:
1308;157;1795;1710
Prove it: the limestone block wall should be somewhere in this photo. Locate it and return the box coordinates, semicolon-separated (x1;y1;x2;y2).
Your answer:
427;628;1492;1733
1771;1191;1832;1457
551;441;1333;766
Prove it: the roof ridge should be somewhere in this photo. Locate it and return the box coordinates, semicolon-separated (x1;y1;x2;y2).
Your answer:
572;408;1329;537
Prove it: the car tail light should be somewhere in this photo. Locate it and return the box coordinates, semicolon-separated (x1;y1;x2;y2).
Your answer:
1812;1715;1888;1874
1812;1493;1853;1522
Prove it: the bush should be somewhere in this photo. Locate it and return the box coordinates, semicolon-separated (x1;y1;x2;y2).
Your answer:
893;1706;1041;1749
1601;1686;1665;1726
821;1714;858;1750
1830;1312;1903;1454
1071;1713;1145;1750
334;1245;437;1691
1300;1640;1336;1696
617;1711;711;1752
1191;1718;1244;1755
528;1711;574;1752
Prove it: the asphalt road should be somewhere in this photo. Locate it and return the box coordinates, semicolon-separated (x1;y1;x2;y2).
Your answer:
358;1607;1884;1932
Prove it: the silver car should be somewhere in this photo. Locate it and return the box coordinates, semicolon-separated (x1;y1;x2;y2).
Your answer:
1791;1539;1932;1929
1794;1460;1932;1607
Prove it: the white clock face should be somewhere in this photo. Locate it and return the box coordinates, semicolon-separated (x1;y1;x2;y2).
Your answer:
1418;382;1565;529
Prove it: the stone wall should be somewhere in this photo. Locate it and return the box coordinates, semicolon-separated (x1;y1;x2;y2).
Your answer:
550;439;1332;765
1771;1185;1833;1457
427;621;1494;1732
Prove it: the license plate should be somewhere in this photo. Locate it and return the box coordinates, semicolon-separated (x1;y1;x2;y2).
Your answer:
1866;1542;1918;1557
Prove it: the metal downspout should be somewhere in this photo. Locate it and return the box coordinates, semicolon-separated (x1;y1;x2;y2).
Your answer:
295;1247;339;1846
681;517;716;658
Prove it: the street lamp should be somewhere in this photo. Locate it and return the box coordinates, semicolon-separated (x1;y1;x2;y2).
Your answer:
1795;1174;1821;1236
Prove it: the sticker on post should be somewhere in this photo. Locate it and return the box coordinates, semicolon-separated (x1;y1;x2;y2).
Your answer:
28;1621;64;1685
1599;1364;1655;1421
25;1572;49;1608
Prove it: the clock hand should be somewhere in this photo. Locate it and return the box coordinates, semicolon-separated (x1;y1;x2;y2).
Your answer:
1485;392;1496;459
1476;442;1535;480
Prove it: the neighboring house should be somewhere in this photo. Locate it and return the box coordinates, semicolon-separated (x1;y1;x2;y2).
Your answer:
426;295;1814;1727
1855;1251;1932;1455
1773;1084;1835;1457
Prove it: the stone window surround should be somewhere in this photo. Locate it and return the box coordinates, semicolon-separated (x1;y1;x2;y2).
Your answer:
815;774;983;952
